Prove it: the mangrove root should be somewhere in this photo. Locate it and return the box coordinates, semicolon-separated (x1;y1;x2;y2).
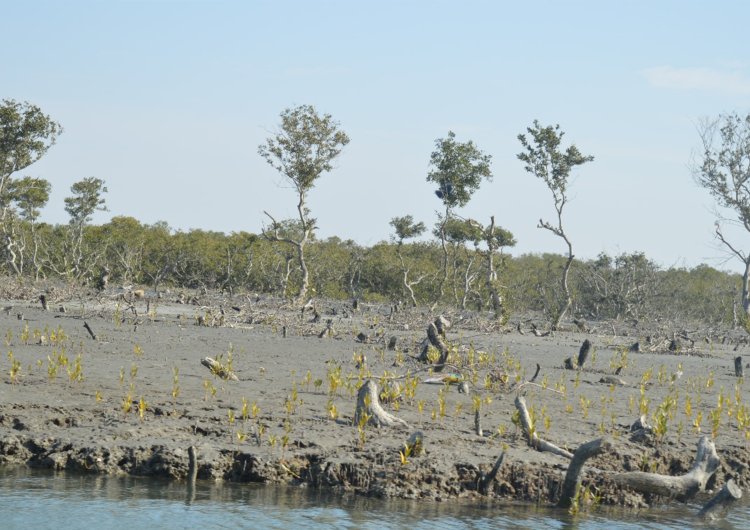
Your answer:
353;379;408;428
613;435;720;500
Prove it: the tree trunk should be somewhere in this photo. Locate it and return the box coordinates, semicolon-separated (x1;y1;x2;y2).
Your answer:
698;479;742;519
743;259;750;316
353;380;408;428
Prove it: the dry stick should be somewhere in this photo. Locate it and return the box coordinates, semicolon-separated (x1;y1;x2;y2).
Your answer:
612;435;720;500
353;379;408;428
474;409;483;436
558;437;612;508
514;396;573;459
478;452;505;495
83;321;97;340
698;479;742;519
528;363;541;383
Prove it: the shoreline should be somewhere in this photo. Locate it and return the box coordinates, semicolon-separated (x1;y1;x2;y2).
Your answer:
1;290;749;514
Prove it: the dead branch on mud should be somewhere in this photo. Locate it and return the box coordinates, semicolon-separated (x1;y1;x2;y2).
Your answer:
613;436;720;500
514;396;573;459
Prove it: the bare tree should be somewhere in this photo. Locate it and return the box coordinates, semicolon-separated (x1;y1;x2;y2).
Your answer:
518;121;593;330
694;112;750;317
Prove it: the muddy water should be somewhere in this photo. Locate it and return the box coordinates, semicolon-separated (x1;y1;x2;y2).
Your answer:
0;467;745;529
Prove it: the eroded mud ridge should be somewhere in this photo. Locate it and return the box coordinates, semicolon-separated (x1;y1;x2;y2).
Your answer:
1;288;749;512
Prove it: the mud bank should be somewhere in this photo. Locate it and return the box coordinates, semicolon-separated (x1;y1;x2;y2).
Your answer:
0;289;749;512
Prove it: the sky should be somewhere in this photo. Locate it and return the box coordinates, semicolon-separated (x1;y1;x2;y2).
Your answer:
3;0;750;272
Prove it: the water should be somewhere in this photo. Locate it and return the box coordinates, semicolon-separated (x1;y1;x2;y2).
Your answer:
0;466;746;529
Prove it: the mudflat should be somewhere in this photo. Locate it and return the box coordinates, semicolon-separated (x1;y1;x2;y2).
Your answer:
0;289;748;510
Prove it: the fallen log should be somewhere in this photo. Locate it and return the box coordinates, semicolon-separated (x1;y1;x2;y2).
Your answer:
514;396;573;459
200;357;239;381
558;437;612;508
613;436;720;500
353;379;408;428
698;479;742;519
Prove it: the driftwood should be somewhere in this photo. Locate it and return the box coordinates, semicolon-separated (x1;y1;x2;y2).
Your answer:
478;452;505;495
735;356;744;378
613;436;720;499
558;437;612;508
418;316;451;372
514;396;573;459
698;479;742;519
200;357;239;381
353;379;408;428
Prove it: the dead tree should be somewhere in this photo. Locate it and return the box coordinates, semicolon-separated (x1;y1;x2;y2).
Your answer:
698;479;742;519
558;437;612;508
353;380;408;428
612;436;720;500
418;316;451;372
514;396;573;459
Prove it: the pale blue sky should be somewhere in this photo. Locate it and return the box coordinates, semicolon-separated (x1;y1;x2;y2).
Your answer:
4;0;750;270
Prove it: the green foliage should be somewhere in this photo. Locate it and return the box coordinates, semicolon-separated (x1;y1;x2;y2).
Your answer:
65;177;108;227
258;104;350;194
390;215;425;243
0;99;62;184
427;131;492;210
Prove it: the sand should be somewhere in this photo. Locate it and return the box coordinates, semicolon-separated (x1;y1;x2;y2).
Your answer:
0;288;748;511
